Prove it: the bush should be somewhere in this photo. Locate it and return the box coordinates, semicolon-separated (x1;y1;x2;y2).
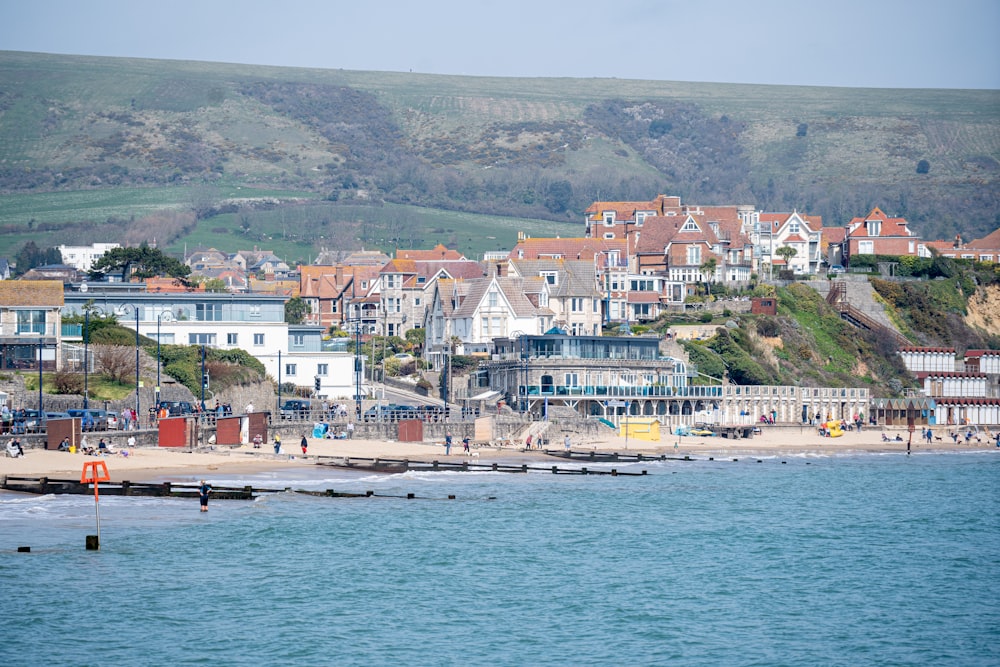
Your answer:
755;318;781;338
698;312;714;323
52;371;85;395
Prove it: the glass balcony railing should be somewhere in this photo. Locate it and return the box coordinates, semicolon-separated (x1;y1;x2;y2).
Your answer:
518;385;722;398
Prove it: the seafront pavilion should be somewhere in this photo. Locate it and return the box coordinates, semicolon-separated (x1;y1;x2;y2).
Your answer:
484;332;870;429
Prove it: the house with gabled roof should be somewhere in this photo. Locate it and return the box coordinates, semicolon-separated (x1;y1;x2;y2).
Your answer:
423;273;552;370
758;211;824;274
925;229;1000;263
584;194;684;243
378;257;484;339
634;213;723;286
841;207;925;265
508;259;602;336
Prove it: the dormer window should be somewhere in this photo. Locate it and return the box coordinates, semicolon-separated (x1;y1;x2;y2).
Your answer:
540;271;558;285
680;218;699;232
866;220;881;236
603;212;615;227
636;212;647;226
788;221;800;234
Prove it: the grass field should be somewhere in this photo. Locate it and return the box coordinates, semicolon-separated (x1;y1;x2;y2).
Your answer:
0;50;997;258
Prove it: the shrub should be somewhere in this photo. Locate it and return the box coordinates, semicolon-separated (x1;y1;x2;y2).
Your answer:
755;318;781;338
52;371;85;395
698;312;714;323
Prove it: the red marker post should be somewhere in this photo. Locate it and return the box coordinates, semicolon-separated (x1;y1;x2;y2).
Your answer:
81;461;110;550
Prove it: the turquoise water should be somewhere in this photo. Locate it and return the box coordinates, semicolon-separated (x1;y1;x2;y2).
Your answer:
2;452;999;666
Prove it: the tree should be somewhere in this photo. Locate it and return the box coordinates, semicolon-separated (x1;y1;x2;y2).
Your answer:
699;256;718;294
89;244;191;283
404;327;426;352
195;277;228;292
284;296;310;324
916;159;930;174
14;241;62;275
775;245;798;271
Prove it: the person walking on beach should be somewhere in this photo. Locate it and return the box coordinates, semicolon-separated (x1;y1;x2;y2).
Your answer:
463;435;471;454
198;480;212;512
525;434;532;450
445;432;452;455
273;434;281;454
252;433;262;449
564;434;571;451
300;435;308;455
346;422;354;439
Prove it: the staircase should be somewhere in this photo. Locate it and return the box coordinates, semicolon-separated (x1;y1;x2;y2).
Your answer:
825;278;909;346
517;420;551;446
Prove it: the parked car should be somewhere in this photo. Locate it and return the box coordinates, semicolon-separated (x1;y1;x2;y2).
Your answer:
280;399;312;420
160;401;195;416
67;408;113;431
829;264;845;274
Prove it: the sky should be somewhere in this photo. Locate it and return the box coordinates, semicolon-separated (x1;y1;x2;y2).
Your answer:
2;0;999;90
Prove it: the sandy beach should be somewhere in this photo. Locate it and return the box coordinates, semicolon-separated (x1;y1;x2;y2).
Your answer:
2;425;996;483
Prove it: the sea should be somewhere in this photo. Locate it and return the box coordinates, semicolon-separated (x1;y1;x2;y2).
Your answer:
2;450;998;667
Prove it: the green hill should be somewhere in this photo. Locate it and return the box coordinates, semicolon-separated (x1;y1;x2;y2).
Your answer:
0;50;997;263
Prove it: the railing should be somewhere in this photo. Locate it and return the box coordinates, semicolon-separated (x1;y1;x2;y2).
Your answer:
519;385;723;398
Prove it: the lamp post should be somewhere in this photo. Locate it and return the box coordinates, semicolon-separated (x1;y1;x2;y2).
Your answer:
155;311;174;411
38;337;44;427
200;345;206;412
83;309;90;409
354;319;362;421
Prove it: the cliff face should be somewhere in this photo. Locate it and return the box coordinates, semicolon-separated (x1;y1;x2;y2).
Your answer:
966;285;1000;337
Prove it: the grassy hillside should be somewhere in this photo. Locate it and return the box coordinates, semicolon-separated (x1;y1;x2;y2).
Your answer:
0;50;997;263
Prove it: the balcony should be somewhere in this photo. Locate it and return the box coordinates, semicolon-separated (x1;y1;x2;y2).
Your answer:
518;384;722;398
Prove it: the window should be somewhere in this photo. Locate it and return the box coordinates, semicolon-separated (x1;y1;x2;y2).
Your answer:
687;245;702;265
858;241;874;255
603;233;615;240
603;212;615;226
571;298;583;312
253;333;265;346
788;221;800;234
636;212;647;226
196;303;223;321
866;220;881;236
227;333;238;345
593;298;599;313
487;291;499;307
285;364;297;376
188;333;217;345
16;310;46;335
540;271;558;285
317;364;328;376
414;298;421;306
292;334;304;347
681;218;699;232
564;373;579;386
249;304;261;319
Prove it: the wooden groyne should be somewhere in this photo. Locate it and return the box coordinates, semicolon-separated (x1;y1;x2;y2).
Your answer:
543;449;695;463
0;476;450;500
315;456;648;476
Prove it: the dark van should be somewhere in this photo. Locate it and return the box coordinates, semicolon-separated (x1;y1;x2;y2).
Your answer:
280;399;312;420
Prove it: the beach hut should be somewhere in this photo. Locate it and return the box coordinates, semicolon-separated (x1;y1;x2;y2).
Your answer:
619;417;660;441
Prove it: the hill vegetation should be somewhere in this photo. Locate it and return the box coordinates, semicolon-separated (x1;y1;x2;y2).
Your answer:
0;50;997;264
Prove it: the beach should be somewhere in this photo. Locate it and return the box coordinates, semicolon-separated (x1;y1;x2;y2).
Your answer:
2;425;995;482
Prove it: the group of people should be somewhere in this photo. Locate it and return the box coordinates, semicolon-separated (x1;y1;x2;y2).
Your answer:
1;407;29;435
443;433;472;455
5;437;24;458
